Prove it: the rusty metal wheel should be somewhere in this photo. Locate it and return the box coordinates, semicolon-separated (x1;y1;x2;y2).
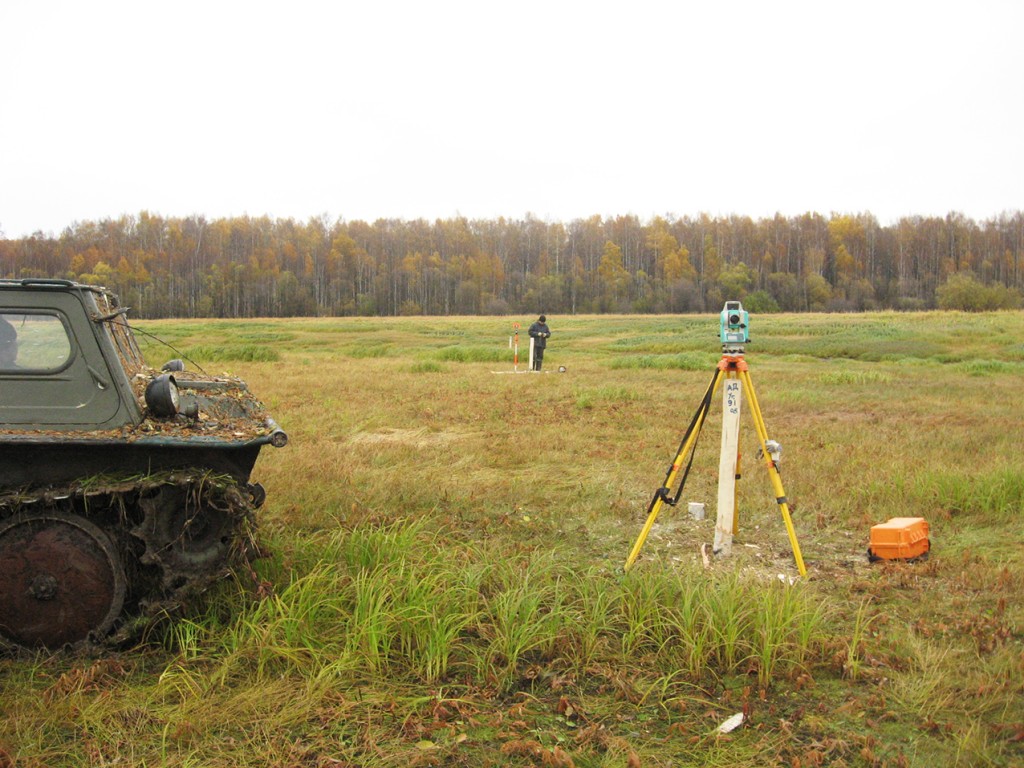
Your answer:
0;512;127;649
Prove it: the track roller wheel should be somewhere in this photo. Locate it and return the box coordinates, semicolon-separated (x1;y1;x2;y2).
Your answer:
0;512;127;649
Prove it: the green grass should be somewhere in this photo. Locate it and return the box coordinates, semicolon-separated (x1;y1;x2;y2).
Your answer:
183;343;281;363
574;385;643;410
817;369;893;385
409;360;445;373
608;352;714;370
435;344;509;363
3;310;1024;767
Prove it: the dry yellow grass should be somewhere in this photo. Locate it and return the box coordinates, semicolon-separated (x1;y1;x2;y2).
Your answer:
1;311;1022;767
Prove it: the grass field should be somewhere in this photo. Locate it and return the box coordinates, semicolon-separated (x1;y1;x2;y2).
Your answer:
2;311;1023;767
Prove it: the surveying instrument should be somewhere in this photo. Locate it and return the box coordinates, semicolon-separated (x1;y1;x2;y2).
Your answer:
624;301;807;576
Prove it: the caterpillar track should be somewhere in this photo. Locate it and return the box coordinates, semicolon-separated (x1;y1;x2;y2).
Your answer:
0;473;266;650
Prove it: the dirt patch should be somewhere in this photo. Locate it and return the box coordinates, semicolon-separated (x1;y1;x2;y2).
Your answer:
348;427;475;449
633;512;873;583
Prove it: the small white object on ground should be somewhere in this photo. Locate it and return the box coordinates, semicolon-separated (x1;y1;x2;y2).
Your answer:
717;712;744;734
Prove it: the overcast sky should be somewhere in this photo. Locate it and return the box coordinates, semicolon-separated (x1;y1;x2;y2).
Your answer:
1;0;1021;238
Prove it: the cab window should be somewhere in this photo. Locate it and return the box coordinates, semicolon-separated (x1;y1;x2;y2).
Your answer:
0;313;73;372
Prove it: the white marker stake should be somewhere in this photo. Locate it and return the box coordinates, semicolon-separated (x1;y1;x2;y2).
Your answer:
528;337;535;371
714;378;742;555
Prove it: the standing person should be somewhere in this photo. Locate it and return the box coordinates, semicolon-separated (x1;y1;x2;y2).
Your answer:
0;317;19;370
528;314;550;371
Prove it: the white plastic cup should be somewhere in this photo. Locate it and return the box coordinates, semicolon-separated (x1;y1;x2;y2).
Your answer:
688;502;705;521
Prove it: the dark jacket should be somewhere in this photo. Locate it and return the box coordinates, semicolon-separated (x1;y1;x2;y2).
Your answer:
528;321;550;349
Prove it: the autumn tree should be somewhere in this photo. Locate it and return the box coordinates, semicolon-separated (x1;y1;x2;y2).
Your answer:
2;210;1022;317
597;240;630;310
936;271;1021;311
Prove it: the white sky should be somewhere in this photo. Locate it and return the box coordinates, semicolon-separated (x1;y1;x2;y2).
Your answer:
1;0;1021;238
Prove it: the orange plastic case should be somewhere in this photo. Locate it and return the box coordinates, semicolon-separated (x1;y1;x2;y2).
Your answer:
869;517;930;561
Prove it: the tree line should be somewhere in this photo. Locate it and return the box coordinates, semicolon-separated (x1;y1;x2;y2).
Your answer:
1;210;1022;318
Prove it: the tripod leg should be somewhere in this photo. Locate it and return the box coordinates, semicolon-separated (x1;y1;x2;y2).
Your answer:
738;369;807;577
624;367;723;571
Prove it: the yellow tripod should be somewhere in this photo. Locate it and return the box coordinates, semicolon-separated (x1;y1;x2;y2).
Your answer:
624;353;807;576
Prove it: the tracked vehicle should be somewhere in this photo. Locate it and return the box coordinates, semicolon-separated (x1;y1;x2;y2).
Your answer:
0;279;286;650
